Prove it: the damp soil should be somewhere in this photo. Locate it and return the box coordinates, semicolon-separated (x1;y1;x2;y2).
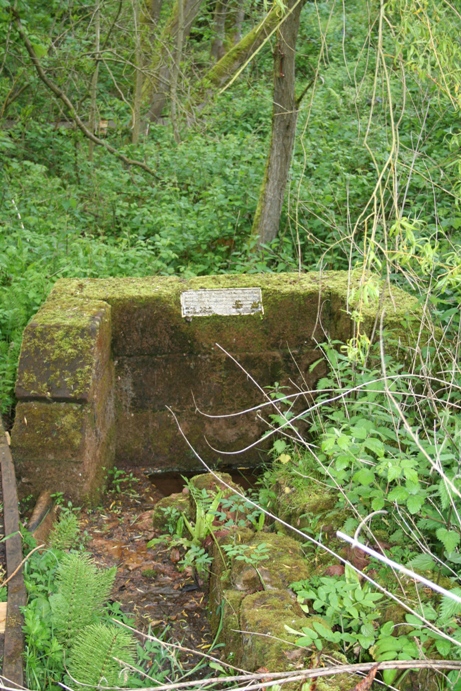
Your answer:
79;468;214;668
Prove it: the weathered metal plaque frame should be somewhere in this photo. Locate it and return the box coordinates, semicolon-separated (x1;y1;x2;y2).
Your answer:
181;288;263;318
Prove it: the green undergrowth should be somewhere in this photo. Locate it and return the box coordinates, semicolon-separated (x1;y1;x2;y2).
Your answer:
255;334;461;688
21;511;197;691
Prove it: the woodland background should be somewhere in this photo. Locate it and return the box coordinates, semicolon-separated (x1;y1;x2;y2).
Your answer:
1;0;461;412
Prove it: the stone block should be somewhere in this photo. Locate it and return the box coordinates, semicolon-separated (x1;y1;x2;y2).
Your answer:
114;408;270;468
13;271;423;503
12;362;115;503
239;590;305;671
15;298;111;402
114;351;283;413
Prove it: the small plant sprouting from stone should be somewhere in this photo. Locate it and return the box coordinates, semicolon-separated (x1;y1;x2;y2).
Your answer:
222;542;271;566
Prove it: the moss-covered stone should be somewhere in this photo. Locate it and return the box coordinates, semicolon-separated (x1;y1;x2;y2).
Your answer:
15;298;111;401
209;588;246;664
12;399;114;504
240;590;308;671
231;532;311;592
189;471;241;495
50;272;423;356
114;407;269;469
14;271;424;503
152;493;192;530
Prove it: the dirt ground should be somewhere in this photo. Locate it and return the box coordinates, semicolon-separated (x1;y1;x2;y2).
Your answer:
76;468;214;667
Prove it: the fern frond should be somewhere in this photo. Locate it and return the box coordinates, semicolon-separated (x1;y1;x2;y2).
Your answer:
51;553;116;645
67;623;136;691
49;513;80;551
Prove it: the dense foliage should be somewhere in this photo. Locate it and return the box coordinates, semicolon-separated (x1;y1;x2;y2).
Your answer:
3;0;461;685
1;0;461;415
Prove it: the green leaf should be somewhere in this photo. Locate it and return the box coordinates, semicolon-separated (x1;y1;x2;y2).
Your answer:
383;669;398;685
371;496;385;510
435;639;452;657
436;528;460;553
31;43;48;58
406;494;424;514
388;486;409;503
350;424;368;440
364;438;384;457
337;434;351;450
387;465;402;482
439;588;461;621
273;439;286;454
353;468;375;486
407;553;435;571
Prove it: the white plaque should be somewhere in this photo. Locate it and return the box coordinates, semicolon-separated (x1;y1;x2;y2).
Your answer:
181;288;263;318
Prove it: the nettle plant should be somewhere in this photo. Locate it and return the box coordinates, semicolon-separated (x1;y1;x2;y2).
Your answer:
262;334;461;686
307;342;461;568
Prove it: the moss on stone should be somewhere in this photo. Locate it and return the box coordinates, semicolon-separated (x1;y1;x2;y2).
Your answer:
16;297;111;400
231;531;310;592
240;589;309;672
11;401;87;459
210;588;246;664
152;493;192;530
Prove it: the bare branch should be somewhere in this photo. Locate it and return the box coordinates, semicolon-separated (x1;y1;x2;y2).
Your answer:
11;8;159;179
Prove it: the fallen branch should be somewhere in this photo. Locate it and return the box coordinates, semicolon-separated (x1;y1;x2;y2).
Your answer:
105;659;461;691
11;9;159;179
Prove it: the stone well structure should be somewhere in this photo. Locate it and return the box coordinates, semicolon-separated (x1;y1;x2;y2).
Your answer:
10;272;421;503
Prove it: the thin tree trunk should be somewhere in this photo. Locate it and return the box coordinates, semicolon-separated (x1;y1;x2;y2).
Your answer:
170;0;185;142
132;0;143;143
200;3;280;92
211;0;229;61
133;0;163;140
144;0;203;121
230;0;245;44
251;0;305;248
150;0;163;25
12;8;159;177
88;2;100;160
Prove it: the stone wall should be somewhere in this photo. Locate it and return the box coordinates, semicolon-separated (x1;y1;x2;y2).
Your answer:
10;272;422;503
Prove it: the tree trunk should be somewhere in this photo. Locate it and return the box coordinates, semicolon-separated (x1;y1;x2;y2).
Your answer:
251;0;305;248
144;0;203;121
150;0;163;25
170;0;185;142
230;0;245;44
210;0;229;61
88;2;100;160
132;0;143;144
201;3;280;91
